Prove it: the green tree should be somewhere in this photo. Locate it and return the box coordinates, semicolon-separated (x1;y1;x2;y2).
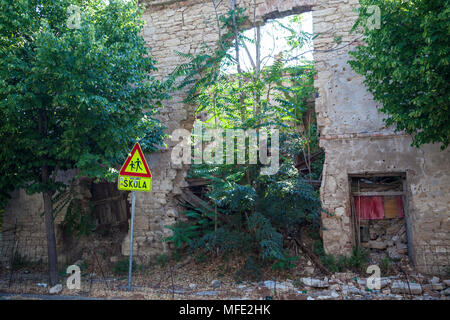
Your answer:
0;0;168;285
349;0;450;149
168;8;324;276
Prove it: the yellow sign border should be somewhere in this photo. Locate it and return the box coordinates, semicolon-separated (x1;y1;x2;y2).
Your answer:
118;175;152;192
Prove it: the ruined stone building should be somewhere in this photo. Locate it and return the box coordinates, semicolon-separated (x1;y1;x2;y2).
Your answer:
1;0;449;275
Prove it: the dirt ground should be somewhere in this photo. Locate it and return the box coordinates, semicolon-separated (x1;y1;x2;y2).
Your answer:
1;249;448;300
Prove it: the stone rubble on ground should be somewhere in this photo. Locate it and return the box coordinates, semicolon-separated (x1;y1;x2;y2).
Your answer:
443;288;450;296
391;281;422;295
188;283;197;290
301;277;329;288
263;280;294;292
49;284;62;294
195;291;219;296
211;280;221;289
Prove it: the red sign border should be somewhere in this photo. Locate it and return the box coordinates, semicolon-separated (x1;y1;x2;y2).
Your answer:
119;143;152;178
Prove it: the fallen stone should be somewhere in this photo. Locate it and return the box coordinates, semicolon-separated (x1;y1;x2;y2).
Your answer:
263;281;293;292
431;283;445;291
357;278;366;286
382;289;391;295
37;283;47;288
330;284;340;291
301;277;329;288
211;280;221;289
188;283;197;290
391;281;422;295
317;295;333;300
49;284;63;295
306;296;315;300
430;276;440;284
443;288;450;296
195;291;218;296
330;290;339;298
341;285;362;295
443;280;450;287
335;272;356;281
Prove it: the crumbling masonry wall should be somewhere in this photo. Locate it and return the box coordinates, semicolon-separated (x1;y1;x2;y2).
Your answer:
312;1;450;274
1;0;448;274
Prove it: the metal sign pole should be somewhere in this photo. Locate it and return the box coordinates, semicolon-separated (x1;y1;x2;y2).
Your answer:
128;190;136;291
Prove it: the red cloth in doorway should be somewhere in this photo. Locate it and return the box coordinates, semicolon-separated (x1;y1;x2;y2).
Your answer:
354;196;384;220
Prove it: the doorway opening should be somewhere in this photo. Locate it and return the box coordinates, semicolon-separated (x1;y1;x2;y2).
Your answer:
349;173;410;265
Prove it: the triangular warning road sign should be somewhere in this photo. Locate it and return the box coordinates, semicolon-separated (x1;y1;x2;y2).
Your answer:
119;143;152;178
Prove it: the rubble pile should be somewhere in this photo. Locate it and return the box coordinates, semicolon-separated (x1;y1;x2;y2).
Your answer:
361;219;408;262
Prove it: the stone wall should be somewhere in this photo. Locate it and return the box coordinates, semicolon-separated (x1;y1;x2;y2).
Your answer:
1;0;448;274
311;0;449;274
0;170;76;265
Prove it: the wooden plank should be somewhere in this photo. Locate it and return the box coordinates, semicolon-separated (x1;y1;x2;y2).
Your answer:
383;196;400;219
186;178;210;187
176;189;215;214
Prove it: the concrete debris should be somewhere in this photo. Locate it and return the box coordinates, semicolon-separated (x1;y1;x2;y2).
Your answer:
49;284;63;295
391;281;422;295
263;281;293;292
430;276;440;284
431;283;445;291
301;277;329;288
195;291;218;296
335;272;356;281
341;284;362;295
188;283;197;290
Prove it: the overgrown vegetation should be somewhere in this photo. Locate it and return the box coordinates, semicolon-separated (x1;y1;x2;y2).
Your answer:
165;7;325;280
313;240;370;274
350;0;450;149
112;259;136;276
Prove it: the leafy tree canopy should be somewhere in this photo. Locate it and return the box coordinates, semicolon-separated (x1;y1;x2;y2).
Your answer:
0;0;168;202
349;0;450;149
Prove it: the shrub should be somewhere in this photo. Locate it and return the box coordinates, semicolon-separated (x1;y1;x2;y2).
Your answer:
113;259;136;275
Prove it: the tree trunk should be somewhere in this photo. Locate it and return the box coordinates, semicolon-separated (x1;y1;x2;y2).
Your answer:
42;167;58;286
